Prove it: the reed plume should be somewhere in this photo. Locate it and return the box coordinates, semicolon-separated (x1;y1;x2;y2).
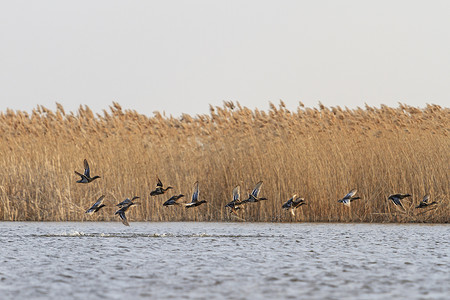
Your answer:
0;102;448;223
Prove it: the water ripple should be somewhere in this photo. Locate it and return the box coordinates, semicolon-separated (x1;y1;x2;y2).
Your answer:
30;232;285;238
0;222;448;300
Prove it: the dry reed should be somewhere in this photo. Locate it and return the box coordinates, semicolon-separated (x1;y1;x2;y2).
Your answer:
0;101;448;223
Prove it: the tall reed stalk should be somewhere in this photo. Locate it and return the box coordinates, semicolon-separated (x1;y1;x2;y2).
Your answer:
0;102;448;223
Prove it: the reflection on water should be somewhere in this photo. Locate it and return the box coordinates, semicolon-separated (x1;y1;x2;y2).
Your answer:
0;222;448;299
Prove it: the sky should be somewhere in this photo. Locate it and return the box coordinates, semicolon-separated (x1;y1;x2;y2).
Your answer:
0;0;449;117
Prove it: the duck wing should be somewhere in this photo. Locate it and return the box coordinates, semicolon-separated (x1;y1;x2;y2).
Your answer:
117;211;129;226
74;171;85;178
74;171;89;182
391;197;404;208
251;181;263;198
163;199;174;206
156;177;163;188
191;181;199;203
93;195;105;207
422;194;429;203
86;198;101;213
83;159;91;177
86;196;105;213
343;189;357;199
232;185;240;202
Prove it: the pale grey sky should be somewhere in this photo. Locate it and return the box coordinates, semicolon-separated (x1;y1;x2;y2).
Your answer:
0;0;449;116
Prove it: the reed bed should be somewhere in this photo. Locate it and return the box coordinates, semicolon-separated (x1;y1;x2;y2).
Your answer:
0;101;448;223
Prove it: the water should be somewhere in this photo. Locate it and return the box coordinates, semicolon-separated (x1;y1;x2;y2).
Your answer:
0;222;448;299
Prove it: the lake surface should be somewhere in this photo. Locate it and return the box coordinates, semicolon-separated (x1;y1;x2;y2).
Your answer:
0;222;448;299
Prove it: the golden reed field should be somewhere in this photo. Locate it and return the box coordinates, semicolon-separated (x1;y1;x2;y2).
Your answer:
0;101;448;223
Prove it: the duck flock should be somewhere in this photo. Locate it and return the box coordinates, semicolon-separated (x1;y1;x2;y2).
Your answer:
77;159;439;226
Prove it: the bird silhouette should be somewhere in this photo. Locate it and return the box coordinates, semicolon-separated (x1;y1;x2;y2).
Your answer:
185;181;207;208
241;181;267;204
75;159;100;183
150;177;173;196
85;195;106;214
388;193;411;209
337;189;360;206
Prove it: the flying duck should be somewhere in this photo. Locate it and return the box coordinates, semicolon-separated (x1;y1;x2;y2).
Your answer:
163;194;185;206
337;189;360;206
282;194;306;216
115;201;139;226
85;195;106;214
225;185;243;214
415;194;437;209
116;196;140;208
150;177;173;196
388;193;411;209
241;181;267;204
185;181;207;208
75;159;100;183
